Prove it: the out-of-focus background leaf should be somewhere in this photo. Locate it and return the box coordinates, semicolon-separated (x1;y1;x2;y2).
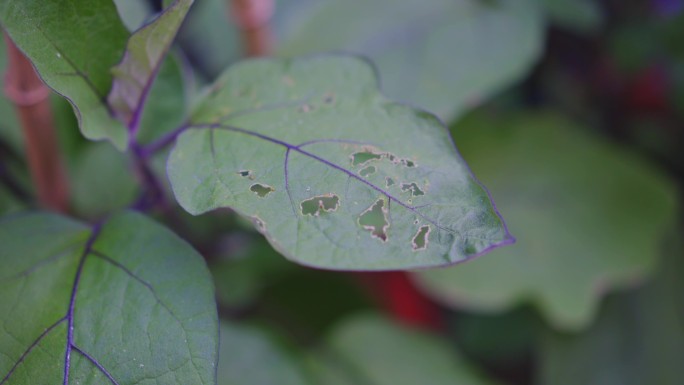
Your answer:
414;111;678;330
537;234;684;385
217;321;312;385
275;0;544;121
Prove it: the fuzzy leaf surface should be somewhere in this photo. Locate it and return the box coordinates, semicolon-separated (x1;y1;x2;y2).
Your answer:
167;55;511;270
0;211;217;384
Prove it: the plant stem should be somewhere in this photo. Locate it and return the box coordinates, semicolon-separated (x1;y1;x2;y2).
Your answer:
3;34;69;212
130;143;167;212
228;0;274;56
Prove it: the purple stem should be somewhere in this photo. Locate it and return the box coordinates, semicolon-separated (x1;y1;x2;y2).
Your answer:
141;122;189;156
126;60;164;138
130;143;167;212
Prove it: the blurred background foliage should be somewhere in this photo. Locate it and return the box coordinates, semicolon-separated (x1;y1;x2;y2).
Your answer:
1;0;683;384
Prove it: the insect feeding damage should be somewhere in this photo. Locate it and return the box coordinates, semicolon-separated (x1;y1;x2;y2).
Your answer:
412;225;431;251
358;198;390;242
250;183;275;197
359;165;376;177
350;148;417;169
385;177;395;187
238;170;255;180
401;182;425;197
300;194;340;216
351;150;383;167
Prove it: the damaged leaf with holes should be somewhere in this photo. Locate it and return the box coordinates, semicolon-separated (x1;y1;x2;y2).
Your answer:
168;55;512;270
0;211;218;384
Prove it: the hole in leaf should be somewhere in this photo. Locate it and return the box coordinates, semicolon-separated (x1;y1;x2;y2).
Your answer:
300;194;340;216
351;150;383;167
359;166;376;177
401;182;425;197
389;155;416;168
412;225;431;251
358;199;389;242
238;170;255;180
386;177;395;187
250;183;274;197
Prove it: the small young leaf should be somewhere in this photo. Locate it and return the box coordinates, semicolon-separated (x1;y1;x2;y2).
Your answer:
0;211;218;384
108;0;194;135
0;0;130;149
414;112;679;330
167;55;512;270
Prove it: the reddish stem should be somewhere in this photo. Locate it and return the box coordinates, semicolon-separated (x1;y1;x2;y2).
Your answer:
228;0;274;56
3;34;69;212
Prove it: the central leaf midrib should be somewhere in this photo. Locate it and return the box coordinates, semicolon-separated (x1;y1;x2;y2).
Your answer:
62;223;103;385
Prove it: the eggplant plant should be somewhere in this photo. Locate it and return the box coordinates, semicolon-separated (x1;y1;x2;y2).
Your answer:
2;1;680;385
0;0;512;383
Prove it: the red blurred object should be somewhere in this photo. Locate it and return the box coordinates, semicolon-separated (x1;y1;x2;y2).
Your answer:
358;271;442;331
625;65;671;114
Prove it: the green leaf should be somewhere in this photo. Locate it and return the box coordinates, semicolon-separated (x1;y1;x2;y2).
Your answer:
538;235;684;385
306;314;499;385
69;142;138;218
176;0;241;77
276;0;544;121
113;0;153;31
414;111;679;330
167;55;511;270
0;0;130;149
0;37;22;153
108;0;194;134
218;322;312;385
0;211;218;384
